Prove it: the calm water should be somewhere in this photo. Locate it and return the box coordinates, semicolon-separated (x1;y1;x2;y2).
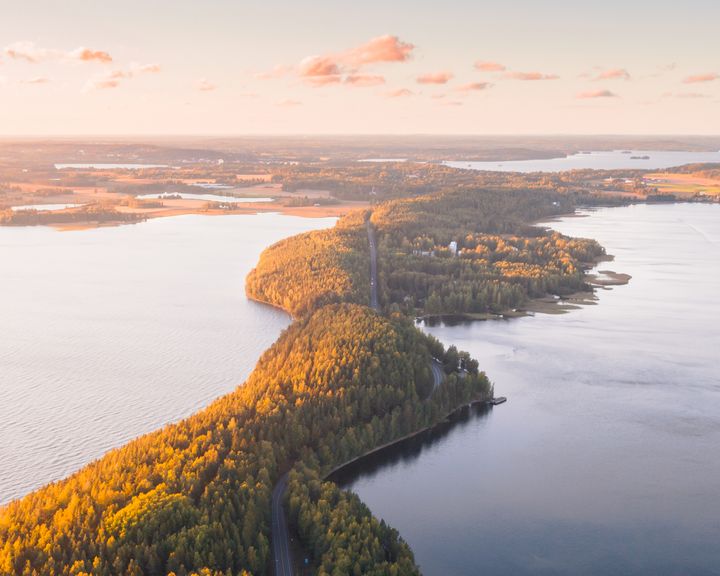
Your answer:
54;163;168;170
445;150;720;172
136;193;273;203
337;203;720;575
0;213;334;505
11;203;84;212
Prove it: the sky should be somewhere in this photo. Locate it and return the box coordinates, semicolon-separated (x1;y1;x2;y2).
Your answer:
1;0;719;135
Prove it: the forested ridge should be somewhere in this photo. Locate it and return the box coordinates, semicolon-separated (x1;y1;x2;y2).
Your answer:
245;210;370;318
1;184;604;575
248;187;605;318
371;188;605;315
0;305;489;575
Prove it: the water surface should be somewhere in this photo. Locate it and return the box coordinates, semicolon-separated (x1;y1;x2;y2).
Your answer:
136;193;273;203
0;213;334;505
54;163;168;170
445;150;720;172
338;203;720;575
11;203;84;212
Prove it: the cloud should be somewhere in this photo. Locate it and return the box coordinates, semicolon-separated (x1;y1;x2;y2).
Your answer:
474;60;505;72
4;41;54;63
292;35;414;87
70;47;112;63
504;71;559;81
455;82;492;92
84;63;160;91
595;68;630;80
344;74;385;87
89;78;121;90
386;88;414;98
196;78;216;92
4;41;112;64
133;63;161;74
683;73;719;84
20;76;49;84
298;55;342;85
416;72;453;85
576;89;618;99
343;35;414;66
277;98;302;107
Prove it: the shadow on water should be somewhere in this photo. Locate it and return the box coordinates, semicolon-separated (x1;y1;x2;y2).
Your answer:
329;403;493;488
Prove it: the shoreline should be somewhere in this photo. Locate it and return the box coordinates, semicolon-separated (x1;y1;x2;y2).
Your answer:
323;394;491;483
1;200;370;232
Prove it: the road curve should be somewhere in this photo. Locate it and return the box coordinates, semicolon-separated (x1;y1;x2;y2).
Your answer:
367;220;380;311
271;473;294;576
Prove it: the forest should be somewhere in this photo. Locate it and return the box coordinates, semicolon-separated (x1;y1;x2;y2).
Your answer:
0;305;489;575
248;187;605;318
1;181;608;575
370;188;605;315
245;210;370;317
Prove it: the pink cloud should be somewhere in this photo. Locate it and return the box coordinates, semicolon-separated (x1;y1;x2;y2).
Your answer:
84;63;160;92
298;56;342;85
683;73;719;84
576;89;618;99
299;55;341;78
343;35;414;66
5;41;112;64
4;41;54;63
417;72;454;85
595;68;630;80
505;71;559;81
344;74;385;87
133;63;161;74
474;60;505;72
89;79;121;90
293;35;414;87
455;82;492;92
70;48;112;63
386;88;414;98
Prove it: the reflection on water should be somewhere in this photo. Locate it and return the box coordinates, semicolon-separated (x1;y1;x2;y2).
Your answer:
331;404;494;486
0;213;334;505
338;203;720;576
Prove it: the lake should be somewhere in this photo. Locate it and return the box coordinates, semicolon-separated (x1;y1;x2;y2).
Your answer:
444;150;720;172
136;193;274;203
11;203;84;212
335;203;720;575
54;163;168;170
0;213;335;505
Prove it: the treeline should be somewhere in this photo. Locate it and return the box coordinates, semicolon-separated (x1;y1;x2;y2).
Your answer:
370;188;605;315
0;205;144;226
0;304;489;575
272;162;641;203
245;210;370;317
247;187;605;318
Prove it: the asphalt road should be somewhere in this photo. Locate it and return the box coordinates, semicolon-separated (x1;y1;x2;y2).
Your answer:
271;473;294;576
366;220;380;311
270;217;442;576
